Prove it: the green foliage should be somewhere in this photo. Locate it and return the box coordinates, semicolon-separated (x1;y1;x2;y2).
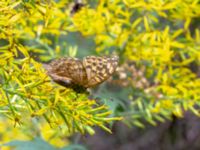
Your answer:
73;0;200;126
72;0;200;126
0;0;200;148
0;0;121;147
2;138;58;150
2;138;87;150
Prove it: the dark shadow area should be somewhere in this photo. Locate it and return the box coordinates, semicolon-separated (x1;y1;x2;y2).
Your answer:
79;112;200;150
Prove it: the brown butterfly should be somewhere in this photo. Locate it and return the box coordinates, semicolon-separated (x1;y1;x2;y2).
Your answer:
45;55;119;91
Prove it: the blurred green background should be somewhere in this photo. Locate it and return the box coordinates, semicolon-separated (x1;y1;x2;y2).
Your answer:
0;0;200;150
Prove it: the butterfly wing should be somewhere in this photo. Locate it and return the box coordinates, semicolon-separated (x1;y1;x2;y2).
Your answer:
83;55;119;88
45;57;87;88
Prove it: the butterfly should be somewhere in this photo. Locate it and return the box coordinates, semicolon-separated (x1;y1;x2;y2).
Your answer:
45;55;119;92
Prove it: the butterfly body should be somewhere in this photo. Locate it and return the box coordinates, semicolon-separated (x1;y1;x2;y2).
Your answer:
45;55;119;90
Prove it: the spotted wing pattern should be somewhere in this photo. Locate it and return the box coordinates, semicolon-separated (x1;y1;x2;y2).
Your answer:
83;55;119;87
45;55;119;89
45;57;87;88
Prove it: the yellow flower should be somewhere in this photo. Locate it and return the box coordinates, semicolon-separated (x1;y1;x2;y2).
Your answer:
72;8;105;36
